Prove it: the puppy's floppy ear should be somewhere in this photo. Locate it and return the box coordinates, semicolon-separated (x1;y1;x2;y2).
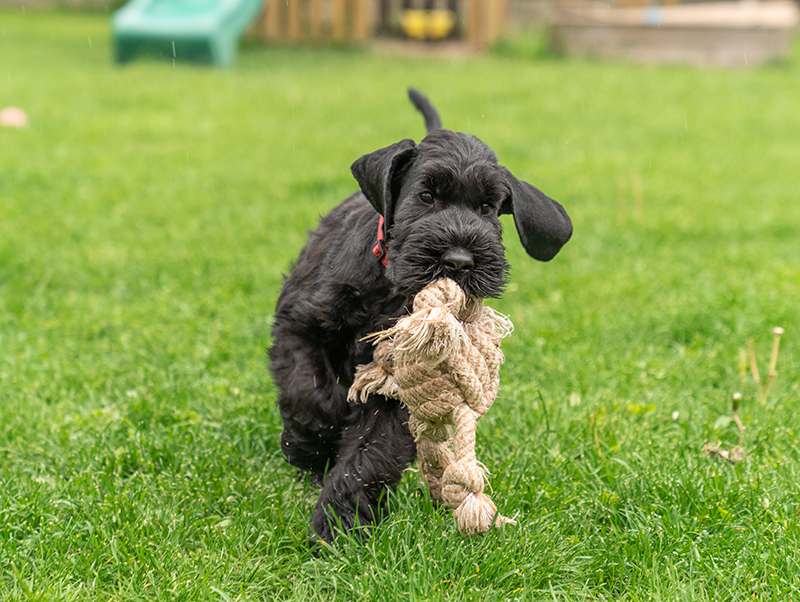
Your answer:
351;139;417;237
500;167;573;261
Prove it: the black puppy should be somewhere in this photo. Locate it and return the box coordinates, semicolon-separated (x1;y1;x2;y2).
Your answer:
270;90;572;544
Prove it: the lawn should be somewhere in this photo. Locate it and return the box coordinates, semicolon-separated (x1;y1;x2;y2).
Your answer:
1;10;800;601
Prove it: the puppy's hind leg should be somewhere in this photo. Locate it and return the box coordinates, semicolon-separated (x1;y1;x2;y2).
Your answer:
311;396;416;544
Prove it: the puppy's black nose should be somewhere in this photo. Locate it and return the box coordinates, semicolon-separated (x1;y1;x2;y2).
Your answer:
442;247;474;274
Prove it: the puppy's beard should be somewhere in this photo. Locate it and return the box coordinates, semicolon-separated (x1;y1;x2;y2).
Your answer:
386;220;509;299
390;262;508;299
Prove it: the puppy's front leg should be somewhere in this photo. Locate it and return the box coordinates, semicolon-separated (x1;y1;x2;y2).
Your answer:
312;395;416;544
270;331;348;480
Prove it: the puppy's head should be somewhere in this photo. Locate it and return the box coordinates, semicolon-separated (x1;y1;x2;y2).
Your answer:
352;129;572;299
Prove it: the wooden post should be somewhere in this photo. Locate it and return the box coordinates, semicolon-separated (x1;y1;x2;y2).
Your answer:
493;0;508;43
332;0;347;40
309;0;323;38
264;0;282;39
288;0;302;40
466;0;483;49
465;0;507;50
353;0;372;41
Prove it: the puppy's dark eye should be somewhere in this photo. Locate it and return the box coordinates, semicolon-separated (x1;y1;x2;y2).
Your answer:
420;191;434;204
480;203;493;215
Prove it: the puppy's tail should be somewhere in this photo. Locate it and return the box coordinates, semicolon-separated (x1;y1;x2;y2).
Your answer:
408;88;442;133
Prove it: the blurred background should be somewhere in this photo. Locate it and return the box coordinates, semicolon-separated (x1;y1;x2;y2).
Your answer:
2;0;800;599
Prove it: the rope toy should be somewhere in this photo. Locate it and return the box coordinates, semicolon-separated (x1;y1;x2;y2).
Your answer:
348;278;517;535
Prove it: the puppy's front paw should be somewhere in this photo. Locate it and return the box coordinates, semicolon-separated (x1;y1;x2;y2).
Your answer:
310;488;377;545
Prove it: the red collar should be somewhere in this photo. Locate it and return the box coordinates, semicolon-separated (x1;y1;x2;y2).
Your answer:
372;215;388;267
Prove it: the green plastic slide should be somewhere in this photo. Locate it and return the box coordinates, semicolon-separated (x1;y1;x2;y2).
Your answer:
113;0;264;67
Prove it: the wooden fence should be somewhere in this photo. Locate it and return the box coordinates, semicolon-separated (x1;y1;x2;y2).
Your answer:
255;0;508;49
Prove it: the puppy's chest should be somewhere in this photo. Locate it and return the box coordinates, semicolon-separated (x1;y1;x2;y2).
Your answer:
322;282;408;385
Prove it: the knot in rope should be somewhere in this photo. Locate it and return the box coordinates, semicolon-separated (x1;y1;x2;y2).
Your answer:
348;278;516;535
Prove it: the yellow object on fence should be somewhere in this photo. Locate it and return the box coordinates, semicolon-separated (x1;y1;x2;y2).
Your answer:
401;10;456;41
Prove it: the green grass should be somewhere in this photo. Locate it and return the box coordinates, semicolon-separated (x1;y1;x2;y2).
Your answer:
2;11;800;601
